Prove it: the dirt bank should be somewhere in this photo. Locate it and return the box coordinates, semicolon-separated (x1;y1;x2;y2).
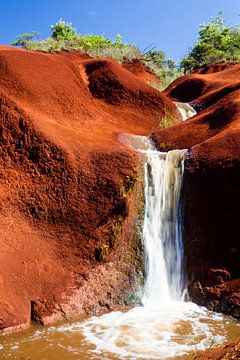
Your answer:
0;46;178;332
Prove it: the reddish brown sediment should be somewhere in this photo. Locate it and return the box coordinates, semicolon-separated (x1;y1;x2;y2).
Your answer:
194;340;240;359
163;63;240;106
0;46;178;332
194;62;238;74
122;58;161;85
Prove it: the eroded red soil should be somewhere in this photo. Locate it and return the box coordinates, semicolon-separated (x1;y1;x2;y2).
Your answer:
0;46;177;331
1;45;240;359
195;340;240;359
123;58;161;85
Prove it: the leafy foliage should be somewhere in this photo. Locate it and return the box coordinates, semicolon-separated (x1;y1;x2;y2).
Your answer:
144;50;183;90
181;14;240;72
51;19;77;39
12;20;128;53
11;19;182;88
11;32;39;47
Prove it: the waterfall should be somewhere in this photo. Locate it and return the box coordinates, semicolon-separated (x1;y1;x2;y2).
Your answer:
176;102;197;121
77;141;237;359
142;149;187;305
12;137;239;360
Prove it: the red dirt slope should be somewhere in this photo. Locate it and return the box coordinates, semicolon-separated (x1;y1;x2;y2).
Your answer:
152;64;240;161
194;62;236;74
123;58;161;85
84;58;165;108
152;64;240;319
195;340;240;359
0;46;177;332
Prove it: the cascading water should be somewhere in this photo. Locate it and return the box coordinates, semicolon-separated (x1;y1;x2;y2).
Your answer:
69;141;239;359
176;102;197;121
2;136;240;359
142;149;186;306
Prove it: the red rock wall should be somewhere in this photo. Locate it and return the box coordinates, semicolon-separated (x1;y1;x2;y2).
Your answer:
0;47;176;332
183;158;240;317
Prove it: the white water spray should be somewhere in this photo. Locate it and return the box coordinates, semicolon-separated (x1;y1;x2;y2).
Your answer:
72;141;238;359
176;102;197;121
142;149;186;305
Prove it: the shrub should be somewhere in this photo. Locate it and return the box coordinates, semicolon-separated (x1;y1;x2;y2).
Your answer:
11;20;183;88
12;20;133;55
88;44;142;62
11;32;39;47
144;50;183;89
51;19;77;39
181;13;240;73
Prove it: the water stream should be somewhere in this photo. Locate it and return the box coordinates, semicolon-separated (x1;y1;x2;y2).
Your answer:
142;149;186;306
176;102;197;121
1;107;240;359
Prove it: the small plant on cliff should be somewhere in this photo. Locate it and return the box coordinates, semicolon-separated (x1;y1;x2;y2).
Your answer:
159;115;178;128
181;13;240;72
120;175;137;198
95;243;110;262
101;244;109;254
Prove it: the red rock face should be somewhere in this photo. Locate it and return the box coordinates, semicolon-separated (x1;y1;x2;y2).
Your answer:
152;64;240;318
122;58;161;85
183;159;240;317
195;340;240;359
0;47;177;332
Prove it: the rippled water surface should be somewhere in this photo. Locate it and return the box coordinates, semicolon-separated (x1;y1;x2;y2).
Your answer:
1;304;240;360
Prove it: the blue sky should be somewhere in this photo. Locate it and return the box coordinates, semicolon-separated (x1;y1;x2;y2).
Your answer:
0;0;239;62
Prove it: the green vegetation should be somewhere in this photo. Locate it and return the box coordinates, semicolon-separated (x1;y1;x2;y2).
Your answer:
109;216;124;249
144;50;182;89
11;19;140;59
158;142;177;151
159;115;178;129
51;19;77;39
181;13;240;73
95;243;110;262
11;14;240;85
12;32;40;47
11;19;181;89
101;244;109;254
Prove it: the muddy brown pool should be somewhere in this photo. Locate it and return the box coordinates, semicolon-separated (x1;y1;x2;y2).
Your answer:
1;302;240;360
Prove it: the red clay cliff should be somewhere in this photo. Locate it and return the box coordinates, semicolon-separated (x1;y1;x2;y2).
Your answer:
0;46;177;332
1;44;240;351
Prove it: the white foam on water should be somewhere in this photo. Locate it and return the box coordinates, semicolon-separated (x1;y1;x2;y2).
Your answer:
176;102;197;121
73;145;232;359
57;302;228;359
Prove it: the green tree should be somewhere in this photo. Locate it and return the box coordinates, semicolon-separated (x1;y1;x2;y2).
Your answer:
11;32;39;47
167;59;176;72
51;19;77;39
147;50;166;68
181;13;240;72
